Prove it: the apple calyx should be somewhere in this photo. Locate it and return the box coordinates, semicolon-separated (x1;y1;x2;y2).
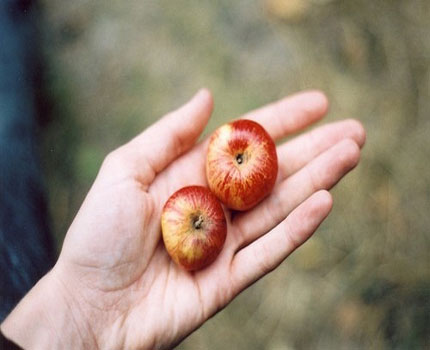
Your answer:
235;153;244;164
192;214;204;230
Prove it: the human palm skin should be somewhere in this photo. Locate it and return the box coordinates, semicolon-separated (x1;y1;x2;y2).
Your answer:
1;90;365;350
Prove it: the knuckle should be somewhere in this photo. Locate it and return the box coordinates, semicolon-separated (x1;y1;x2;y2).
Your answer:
284;219;300;250
305;164;319;192
102;150;119;167
255;242;273;275
101;148;127;171
233;220;249;249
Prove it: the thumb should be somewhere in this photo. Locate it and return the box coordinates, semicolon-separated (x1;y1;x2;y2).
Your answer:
103;89;213;185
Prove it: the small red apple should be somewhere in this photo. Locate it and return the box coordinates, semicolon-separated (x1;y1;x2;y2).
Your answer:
206;119;278;211
161;186;227;271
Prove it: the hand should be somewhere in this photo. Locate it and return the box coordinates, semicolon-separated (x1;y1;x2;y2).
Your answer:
1;89;365;349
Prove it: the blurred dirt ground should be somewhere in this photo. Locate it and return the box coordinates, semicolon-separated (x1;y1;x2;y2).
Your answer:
36;0;429;349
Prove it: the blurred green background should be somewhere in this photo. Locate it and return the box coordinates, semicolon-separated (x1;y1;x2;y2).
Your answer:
36;0;429;349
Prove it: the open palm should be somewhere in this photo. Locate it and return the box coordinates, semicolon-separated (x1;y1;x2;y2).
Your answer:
51;89;365;349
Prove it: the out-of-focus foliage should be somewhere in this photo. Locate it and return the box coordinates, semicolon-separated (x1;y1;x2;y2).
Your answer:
38;0;429;348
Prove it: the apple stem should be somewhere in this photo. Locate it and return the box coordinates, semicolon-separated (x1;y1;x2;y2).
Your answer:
193;215;204;230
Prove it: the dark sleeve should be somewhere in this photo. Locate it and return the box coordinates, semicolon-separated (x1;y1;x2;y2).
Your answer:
0;330;24;350
0;0;56;322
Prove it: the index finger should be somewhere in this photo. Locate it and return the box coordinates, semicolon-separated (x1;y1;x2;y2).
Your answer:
241;90;329;141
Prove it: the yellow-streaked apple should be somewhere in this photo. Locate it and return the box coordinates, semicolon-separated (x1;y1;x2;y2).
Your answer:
161;186;227;271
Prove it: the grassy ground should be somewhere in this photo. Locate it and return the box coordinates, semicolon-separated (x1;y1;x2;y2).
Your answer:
38;0;429;348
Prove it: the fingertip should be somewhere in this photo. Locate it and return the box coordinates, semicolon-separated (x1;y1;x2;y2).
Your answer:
340;138;361;169
300;190;333;237
304;90;330;117
171;88;213;127
349;119;366;148
197;87;212;100
195;87;213;106
314;190;333;214
192;88;214;121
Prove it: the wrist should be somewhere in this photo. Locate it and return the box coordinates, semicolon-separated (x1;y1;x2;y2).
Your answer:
0;267;97;350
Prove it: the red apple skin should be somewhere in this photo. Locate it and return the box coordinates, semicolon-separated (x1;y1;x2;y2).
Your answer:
206;119;278;211
161;186;227;271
